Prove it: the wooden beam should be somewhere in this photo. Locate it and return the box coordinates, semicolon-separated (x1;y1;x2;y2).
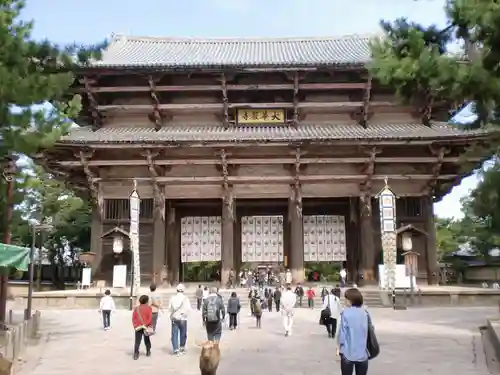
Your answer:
78;150;103;217
75;82;368;94
359;75;372;128
142;149;165;220
220;74;230;128
57;156;480;167
79;77;102;131
92;174;458;185
147;76;163;131
96;101;395;112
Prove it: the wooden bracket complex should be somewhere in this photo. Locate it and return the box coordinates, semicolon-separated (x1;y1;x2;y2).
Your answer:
422;146;450;194
147;75;163;131
421;92;434;127
142;150;165;220
360;147;380;215
220;74;230;128
292;72;300;126
220;149;234;220
359;75;373;128
80;77;102;131
290;146;303;218
78;149;103;218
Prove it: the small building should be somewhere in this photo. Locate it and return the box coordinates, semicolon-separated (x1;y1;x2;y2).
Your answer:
43;34;492;286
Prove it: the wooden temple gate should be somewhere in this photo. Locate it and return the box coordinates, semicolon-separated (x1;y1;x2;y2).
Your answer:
41;34;491;286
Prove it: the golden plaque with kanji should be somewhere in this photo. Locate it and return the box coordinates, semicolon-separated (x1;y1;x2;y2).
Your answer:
236;109;285;124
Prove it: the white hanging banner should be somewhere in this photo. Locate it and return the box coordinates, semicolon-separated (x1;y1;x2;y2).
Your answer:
181;216;221;263
303;215;346;262
241;216;283;263
129;182;141;295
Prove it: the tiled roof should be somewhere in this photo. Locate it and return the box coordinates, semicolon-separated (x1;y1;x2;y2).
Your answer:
90;34;374;69
59;123;490;145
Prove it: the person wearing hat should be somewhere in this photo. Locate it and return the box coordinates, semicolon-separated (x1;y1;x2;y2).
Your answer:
168;283;191;356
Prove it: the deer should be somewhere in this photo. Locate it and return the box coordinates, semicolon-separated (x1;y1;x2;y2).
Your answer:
198;340;220;375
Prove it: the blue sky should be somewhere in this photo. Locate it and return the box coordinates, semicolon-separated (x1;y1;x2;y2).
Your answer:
22;0;476;219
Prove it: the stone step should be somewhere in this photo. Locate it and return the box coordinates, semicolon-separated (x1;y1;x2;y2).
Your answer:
157;290;386;308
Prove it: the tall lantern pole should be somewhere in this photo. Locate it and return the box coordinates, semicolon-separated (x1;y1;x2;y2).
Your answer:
129;180;141;302
377;177;397;291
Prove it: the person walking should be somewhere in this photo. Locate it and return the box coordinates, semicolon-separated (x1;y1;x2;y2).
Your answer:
252;295;263;328
321;287;328;303
266;288;273;312
337;288;372;375
99;289;115;331
273;286;282;312
280;286;297;337
203;286;226;341
306;287;316;308
226;292;241;330
323;288;342;338
195;284;203;311
168;284;191;356
132;295;153;360
340;268;347;287
149;284;161;332
294;283;304;307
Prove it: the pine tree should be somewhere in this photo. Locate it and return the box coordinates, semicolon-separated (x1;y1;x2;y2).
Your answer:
369;0;500;128
0;0;104;240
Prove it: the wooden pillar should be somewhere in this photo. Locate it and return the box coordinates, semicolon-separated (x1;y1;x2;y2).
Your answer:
423;196;439;284
90;206;103;276
359;193;376;284
221;198;235;287
166;204;180;285
288;197;304;284
152;208;166;285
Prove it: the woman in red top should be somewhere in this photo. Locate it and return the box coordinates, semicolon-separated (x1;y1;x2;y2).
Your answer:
132;295;153;360
306;288;316;308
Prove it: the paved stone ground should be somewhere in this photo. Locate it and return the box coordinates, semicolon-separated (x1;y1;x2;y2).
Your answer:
20;306;495;375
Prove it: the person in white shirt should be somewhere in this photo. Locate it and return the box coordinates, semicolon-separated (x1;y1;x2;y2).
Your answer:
99;289;116;331
168;284;191;356
322;288;342;338
340;268;347;287
202;286;209;301
280;285;297;337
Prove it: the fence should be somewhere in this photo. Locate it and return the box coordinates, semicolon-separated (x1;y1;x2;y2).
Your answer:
0;310;41;363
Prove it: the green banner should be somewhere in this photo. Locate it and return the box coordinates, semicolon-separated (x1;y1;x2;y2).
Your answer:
0;243;30;271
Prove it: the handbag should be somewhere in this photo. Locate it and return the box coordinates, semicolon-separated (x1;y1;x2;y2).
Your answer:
136;307;155;336
366;313;380;360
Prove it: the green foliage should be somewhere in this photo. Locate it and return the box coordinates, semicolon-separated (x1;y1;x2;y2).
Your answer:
0;0;104;159
436;217;462;259
370;1;500;127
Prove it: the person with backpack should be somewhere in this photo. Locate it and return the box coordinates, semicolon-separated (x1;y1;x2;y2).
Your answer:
252;294;263;328
294;283;304;307
202;286;226;341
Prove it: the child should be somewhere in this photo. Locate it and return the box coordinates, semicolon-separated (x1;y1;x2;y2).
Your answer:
252;296;262;328
132;295;153;360
307;287;316;308
99;289;116;330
